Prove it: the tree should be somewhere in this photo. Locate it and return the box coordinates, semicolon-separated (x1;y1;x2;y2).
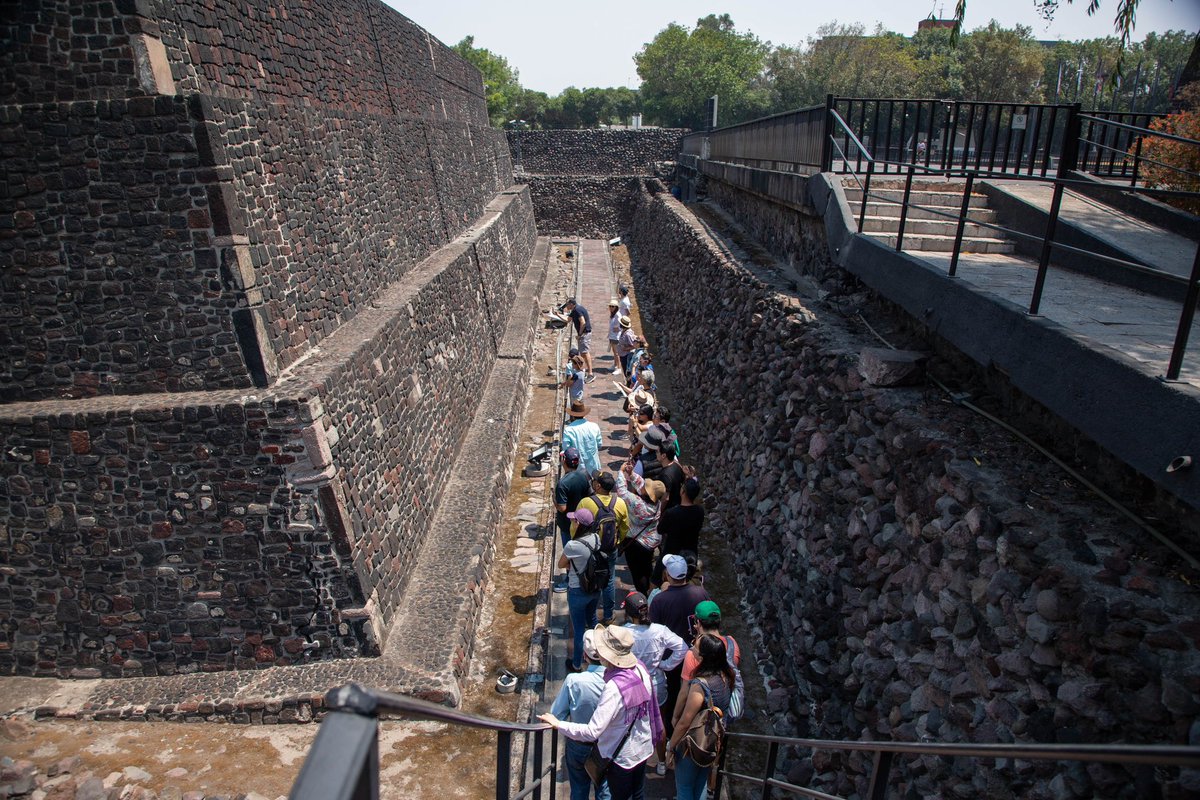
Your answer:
635;15;772;128
957;22;1048;103
452;36;523;127
769;23;920;109
1140;81;1200;213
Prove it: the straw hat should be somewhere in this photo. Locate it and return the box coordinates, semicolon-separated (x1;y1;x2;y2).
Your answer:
568;400;588;418
592;624;638;668
618;315;632;329
643;479;667;503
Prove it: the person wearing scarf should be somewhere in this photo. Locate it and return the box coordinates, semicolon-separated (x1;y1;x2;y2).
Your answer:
540;624;665;800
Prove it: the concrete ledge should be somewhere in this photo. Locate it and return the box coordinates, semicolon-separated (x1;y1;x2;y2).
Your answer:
1068;171;1200;242
979;182;1187;301
835;230;1200;509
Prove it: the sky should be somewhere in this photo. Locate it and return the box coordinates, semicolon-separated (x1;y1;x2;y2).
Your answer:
386;0;1200;95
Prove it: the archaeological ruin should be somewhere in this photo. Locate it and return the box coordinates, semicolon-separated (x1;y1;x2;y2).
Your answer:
2;1;1199;798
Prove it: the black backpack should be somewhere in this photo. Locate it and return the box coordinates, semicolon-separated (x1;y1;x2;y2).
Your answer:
591;494;620;554
572;535;610;594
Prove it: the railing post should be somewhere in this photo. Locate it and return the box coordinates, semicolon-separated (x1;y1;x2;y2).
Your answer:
821;94;835;172
496;730;513;800
859;161;874;233
866;750;894;800
531;728;544;800
1059;103;1083;176
288;711;380;800
760;740;780;800
948;172;975;277
895;165;915;252
1130;135;1144;187
1030;181;1066;315
1166;243;1200;381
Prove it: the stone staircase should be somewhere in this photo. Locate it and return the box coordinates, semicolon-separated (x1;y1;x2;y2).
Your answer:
844;179;1015;254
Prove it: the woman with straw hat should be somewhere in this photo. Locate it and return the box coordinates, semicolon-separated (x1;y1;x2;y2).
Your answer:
540;625;664;800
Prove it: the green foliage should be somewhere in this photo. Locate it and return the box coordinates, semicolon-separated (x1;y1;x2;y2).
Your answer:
957;22;1047;103
634;15;772;128
452;36;523;127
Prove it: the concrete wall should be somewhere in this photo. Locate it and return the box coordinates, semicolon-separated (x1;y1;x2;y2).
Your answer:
0;1;537;676
627;184;1200;798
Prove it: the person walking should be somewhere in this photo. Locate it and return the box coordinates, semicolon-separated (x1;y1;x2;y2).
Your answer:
623;592;686;777
650;553;711;742
680;601;741;680
606;299;623;375
617;284;632;319
654;477;704;585
615;317;640;379
666;634;734;800
554;447;593;592
548;629;611;800
614;463;664;595
563;298;595;381
562;353;586;405
575;471;630;623
540;625;664;800
563;400;604;477
560;508;603;672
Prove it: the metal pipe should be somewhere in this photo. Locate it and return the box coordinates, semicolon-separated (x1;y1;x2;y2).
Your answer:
858;161;874;234
1167;243;1200;381
948;172;976;277
497;731;513;800
1030;181;1066;315
895;165;915;252
866;751;893;800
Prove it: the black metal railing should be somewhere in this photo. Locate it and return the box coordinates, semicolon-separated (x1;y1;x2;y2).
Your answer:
1078;110;1167;182
824;107;1200;381
829;97;1075;178
288;684;555;800
713;731;1200;800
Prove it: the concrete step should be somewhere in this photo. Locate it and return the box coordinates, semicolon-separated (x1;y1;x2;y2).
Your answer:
858;215;998;239
846;201;998;224
864;231;1016;254
844;187;988;208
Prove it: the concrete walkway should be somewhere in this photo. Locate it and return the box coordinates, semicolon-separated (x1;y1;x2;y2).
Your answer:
990;181;1198;279
913;249;1200;386
542;240;676;799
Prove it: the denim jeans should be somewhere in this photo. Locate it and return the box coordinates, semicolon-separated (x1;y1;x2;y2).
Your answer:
600;563;618;620
564;739;611;800
606;760;646;800
673;747;710;800
567;586;600;669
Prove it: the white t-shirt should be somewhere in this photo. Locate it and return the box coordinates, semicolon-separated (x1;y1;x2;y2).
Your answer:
608;312;621;340
618;296;632;317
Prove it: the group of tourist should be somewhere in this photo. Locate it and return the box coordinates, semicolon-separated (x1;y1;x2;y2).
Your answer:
540;289;744;800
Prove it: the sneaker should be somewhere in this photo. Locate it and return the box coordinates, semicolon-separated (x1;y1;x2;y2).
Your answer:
656;762;667;776
585;373;596;383
552;575;568;593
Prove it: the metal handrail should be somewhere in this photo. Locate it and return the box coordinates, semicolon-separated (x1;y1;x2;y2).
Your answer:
827;108;875;164
324;683;550;731
715;730;1200;800
1079;113;1200;147
289;685;557;800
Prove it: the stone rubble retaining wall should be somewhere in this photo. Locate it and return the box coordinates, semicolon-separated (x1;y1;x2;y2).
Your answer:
519;176;642;238
627;183;1200;798
511;129;685;237
509;129;686;175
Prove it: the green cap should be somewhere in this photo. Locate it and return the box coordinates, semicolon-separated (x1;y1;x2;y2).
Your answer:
695;600;722;624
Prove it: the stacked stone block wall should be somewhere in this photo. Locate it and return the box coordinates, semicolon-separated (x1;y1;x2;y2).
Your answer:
0;188;536;677
628;185;1200;798
0;0;538;678
0;96;253;401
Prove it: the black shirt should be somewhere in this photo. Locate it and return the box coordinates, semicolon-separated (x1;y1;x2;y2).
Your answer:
554;468;592;530
569;305;592;334
659;462;684;509
659;504;704;556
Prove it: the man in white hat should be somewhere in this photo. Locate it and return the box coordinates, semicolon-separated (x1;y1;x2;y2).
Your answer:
649;552;710;742
548;629;609;800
